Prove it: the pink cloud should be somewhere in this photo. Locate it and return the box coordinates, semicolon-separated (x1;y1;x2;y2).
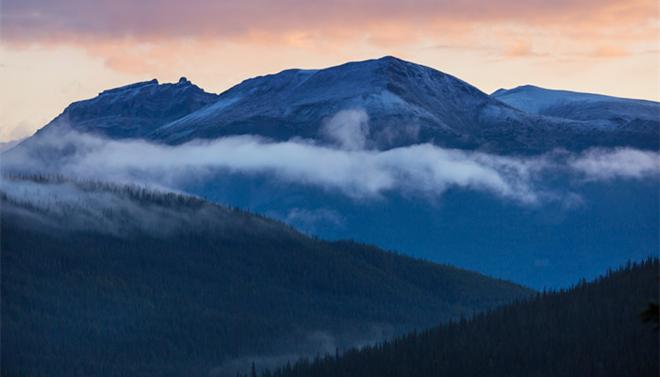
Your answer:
1;0;655;44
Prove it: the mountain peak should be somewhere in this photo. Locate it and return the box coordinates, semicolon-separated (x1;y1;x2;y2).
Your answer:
41;77;218;139
335;55;434;75
374;55;409;65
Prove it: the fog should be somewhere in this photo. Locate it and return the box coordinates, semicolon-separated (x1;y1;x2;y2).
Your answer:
0;175;287;239
2;112;659;207
569;148;660;181
211;325;396;377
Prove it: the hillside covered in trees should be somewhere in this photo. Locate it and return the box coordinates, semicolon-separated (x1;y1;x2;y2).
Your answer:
265;259;659;377
0;175;532;377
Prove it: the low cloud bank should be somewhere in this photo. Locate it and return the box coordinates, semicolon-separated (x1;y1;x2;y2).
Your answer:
569;148;659;181
3;118;659;206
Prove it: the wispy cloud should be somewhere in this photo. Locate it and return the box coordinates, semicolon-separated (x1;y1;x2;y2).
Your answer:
283;208;346;234
321;109;370;150
570;148;660;180
3;128;547;204
210;326;395;377
4;117;658;207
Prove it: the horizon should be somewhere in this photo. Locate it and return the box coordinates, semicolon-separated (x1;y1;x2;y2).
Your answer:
1;0;658;142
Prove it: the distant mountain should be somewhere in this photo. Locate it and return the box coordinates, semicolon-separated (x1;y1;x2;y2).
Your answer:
1;175;531;377
15;56;660;153
267;259;659;377
37;77;218;139
151;57;658;151
152;56;525;149
493;84;659;128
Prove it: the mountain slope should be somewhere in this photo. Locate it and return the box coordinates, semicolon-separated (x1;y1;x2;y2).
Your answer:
0;175;532;377
188;174;658;290
268;259;660;377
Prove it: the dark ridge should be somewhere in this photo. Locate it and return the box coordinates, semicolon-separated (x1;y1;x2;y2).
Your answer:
1;174;533;377
266;259;659;377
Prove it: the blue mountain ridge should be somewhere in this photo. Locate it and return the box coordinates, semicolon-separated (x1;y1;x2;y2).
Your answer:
29;56;660;152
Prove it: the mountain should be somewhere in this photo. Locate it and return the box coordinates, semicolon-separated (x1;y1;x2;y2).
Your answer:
150;57;658;151
151;56;524;149
36;77;218;139
15;56;660;153
493;85;660;126
0;175;532;377
267;259;660;377
2;57;658;289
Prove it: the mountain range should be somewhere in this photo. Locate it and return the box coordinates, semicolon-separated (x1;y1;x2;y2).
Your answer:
20;56;659;153
2;56;658;289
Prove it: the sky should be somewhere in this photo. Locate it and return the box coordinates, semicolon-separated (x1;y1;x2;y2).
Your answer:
0;0;658;142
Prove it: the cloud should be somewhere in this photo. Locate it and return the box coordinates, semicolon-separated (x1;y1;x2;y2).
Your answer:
1;0;654;44
0;176;186;237
321;109;370;150
2;128;546;204
0;174;293;241
284;208;345;234
587;46;629;58
503;40;548;58
210;326;395;377
570;148;660;180
3;124;659;207
2;0;656;70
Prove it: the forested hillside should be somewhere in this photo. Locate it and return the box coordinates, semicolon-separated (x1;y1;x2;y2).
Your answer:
266;259;659;377
0;175;531;377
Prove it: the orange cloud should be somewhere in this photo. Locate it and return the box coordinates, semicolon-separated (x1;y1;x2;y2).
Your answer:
589;46;630;58
2;0;656;43
504;40;536;57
